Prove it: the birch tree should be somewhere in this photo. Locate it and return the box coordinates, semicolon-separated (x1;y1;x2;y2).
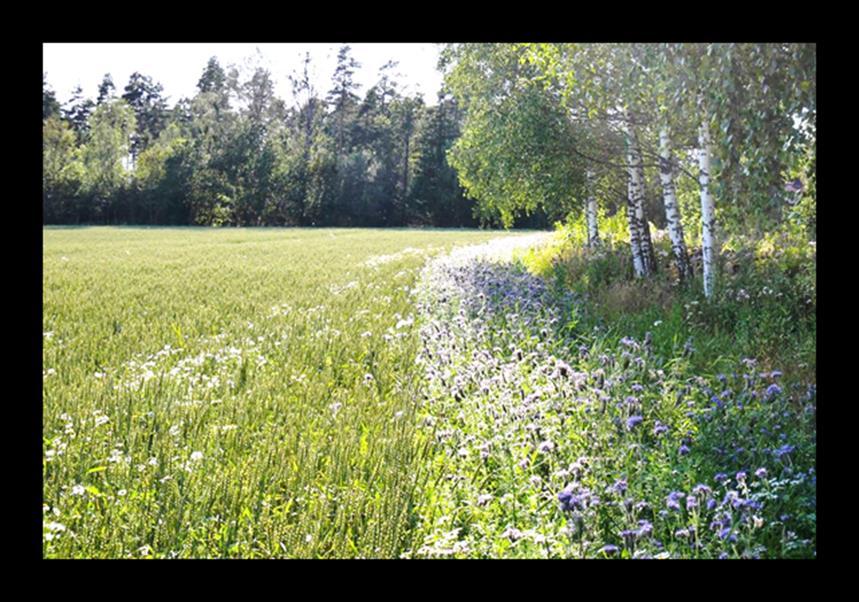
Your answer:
697;109;716;298
658;125;693;281
621;107;654;276
585;168;599;247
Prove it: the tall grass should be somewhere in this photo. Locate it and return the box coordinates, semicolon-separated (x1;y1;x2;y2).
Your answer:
42;227;524;558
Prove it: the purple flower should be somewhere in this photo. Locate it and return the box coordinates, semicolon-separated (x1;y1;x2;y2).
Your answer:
692;484;712;497
599;544;620;556
773;444;796;459
766;384;783;398
714;473;729;484
538;440;555;454
626;415;644;430
747;500;763;511
558;488;585;512
610;479;628;495
653;421;669;436
679;444;691;456
636;520;653;538
784;179;803;193
755;468;768;479
666;491;684;511
706;498;717;511
631;383;644;393
735;471;747;483
718;527;736;542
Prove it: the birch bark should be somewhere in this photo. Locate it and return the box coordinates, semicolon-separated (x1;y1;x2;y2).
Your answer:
621;108;653;276
586;169;599;247
658;126;693;281
626;176;646;278
698;118;716;298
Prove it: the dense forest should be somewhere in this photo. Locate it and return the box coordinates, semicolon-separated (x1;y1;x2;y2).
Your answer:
42;46;552;228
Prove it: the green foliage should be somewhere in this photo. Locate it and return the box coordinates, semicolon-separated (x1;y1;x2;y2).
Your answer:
122;72;168;158
522;216;816;382
43;73;62;120
444;44;587;227
43;117;85;222
43;53;490;228
80;100;136;200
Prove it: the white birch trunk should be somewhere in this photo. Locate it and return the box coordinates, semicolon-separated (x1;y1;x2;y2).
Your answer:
626;176;646;278
632;144;655;274
621;108;652;276
698;117;716;298
658;126;693;282
585;169;599;248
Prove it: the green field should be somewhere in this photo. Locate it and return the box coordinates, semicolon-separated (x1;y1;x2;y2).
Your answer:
42;227;528;558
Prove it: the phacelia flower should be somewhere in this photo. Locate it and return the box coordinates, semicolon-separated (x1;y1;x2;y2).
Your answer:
626;415;643;430
610;479;628;495
666;491;684;511
773;444;796;459
598;544;620;556
766;383;782;398
558;488;584;512
538;440;555;454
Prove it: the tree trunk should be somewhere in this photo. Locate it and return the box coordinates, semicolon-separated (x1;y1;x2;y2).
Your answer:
658;126;693;282
626;177;646;278
698;117;716;298
622;109;653;276
586;169;599;247
630;138;656;274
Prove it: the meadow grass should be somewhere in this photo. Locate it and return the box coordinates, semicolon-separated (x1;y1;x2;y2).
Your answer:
42;226;528;558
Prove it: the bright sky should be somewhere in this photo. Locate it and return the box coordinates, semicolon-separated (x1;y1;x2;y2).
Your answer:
43;43;447;108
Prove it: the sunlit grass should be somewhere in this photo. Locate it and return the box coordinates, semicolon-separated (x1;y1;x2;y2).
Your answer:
42;226;529;558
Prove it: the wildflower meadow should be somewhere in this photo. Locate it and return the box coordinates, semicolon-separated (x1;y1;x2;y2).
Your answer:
43;226;815;558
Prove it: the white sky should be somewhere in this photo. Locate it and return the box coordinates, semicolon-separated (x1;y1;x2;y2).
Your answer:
43;43;447;108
